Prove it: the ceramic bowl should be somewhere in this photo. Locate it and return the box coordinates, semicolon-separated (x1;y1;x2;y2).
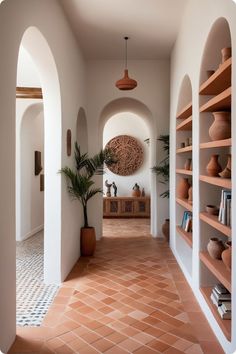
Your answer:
206;205;219;215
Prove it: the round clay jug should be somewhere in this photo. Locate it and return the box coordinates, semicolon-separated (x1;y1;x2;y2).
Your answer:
209;112;231;141
219;154;231;178
177;177;190;199
221;47;231;63
206;154;222;177
132;183;141;197
184;158;192;171
80;227;96;256
222;241;231;270
162;219;170;242
207;238;225;260
188;186;193;204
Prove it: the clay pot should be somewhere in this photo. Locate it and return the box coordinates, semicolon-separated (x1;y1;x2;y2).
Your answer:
207;238;225;260
209;112;231;141
222;241;231;270
206;154;222;177
188;186;193;204
132;185;141;197
184;158;192;171
162;219;170;242
80;227;96;256
219;154;231;178
205;205;219;215
177;177;190;199
221;47;231;63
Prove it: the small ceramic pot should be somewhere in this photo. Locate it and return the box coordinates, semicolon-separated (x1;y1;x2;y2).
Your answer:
184;158;192;170
209;112;231;141
207;238;225;260
222;241;231;270
188;186;193;204
177;177;190;199
219;154;231;178
206;154;222;177
205;205;219;215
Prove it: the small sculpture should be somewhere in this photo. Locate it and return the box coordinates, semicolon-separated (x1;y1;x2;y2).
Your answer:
105;180;112;197
112;182;117;197
132;183;141;197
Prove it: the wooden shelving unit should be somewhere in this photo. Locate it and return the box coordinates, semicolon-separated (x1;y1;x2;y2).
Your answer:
16;86;43;99
176;169;192;176
200;138;231;149
200;87;231;112
176;197;192;211
176;116;192;131
176;145;192;154
200;287;231;341
200;212;231;237
199;175;231;189
176;102;192;119
176;225;192;247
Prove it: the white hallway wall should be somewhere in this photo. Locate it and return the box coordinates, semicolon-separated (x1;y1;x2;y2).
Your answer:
86;59;170;238
170;0;236;352
0;0;86;351
103;112;150;197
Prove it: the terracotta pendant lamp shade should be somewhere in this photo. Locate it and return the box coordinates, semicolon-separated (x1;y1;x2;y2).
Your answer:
116;37;137;90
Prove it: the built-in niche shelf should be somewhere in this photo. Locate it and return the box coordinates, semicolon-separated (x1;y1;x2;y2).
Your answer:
176;225;192;247
200;251;231;292
176;116;192;131
176;197;192;211
176;169;192;176
200;87;231;112
199;57;232;95
16;86;43;99
200;138;231;149
200;212;231;237
201;287;231;341
199;175;231;189
176;102;192;119
176;146;192;154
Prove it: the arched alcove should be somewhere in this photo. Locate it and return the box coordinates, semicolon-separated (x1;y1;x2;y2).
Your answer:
76;107;88;154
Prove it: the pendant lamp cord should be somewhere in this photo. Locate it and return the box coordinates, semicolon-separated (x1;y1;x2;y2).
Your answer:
124;36;129;69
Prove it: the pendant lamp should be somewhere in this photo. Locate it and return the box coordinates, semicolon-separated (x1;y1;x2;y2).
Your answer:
115;36;137;90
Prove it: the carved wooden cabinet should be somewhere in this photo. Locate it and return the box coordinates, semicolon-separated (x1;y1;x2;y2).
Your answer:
103;197;150;218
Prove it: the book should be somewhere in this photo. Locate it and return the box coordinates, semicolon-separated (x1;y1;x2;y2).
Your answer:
221;301;231;312
218;305;231;319
211;292;222;306
214;284;230;295
212;288;231;301
218;189;231;225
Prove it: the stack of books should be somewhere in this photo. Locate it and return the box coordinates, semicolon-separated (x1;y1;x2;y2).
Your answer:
210;284;231;320
218;189;231;226
181;211;192;232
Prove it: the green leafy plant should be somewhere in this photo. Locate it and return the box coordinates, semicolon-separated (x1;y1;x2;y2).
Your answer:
60;143;116;228
152;134;169;198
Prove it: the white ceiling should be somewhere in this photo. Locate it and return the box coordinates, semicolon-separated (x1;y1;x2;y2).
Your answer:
60;0;188;60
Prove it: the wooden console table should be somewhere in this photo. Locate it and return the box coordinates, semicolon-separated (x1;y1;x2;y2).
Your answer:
103;197;150;218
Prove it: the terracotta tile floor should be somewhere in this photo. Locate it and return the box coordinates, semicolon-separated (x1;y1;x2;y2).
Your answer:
9;219;224;354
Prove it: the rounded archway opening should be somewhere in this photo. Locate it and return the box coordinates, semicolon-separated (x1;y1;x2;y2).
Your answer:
76;107;88;154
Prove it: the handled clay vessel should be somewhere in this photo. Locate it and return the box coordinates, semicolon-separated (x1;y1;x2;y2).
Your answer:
177;177;190;199
206;154;222;177
209;112;231;141
222;241;231;270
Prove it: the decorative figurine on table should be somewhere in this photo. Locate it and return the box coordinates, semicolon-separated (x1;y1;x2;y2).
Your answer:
132;183;141;197
105;180;112;197
112;182;117;197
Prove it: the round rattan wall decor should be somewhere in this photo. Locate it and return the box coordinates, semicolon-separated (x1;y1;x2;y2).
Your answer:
105;135;143;176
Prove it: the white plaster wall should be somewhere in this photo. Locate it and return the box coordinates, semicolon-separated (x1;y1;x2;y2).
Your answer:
86;60;170;239
170;0;236;352
17;46;41;87
103;112;150;196
0;0;86;351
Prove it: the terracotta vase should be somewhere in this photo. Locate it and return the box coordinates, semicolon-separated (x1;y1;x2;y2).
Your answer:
184;158;192;171
207;238;225;260
219;154;231;178
206;154;222;177
209;111;231;141
132;185;141;197
188;186;193;204
221;47;231;63
177;177;190;199
162;219;170;242
222;241;231;270
80;227;96;256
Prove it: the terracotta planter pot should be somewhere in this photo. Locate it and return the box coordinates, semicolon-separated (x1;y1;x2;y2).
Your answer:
209;111;231;141
177;177;190;199
219;154;231;178
162;219;170;242
222;241;231;270
207;238;225;260
206;154;222;177
221;47;231;63
80;227;96;256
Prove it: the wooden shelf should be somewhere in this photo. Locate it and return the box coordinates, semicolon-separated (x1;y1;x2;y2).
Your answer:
199;175;231;189
176;225;192;247
200;87;231;112
200;212;231;237
176;116;192;131
176;169;192;176
199;58;232;95
176;198;192;211
200;251;231;292
176;102;192;120
200;138;231;149
200;287;231;341
16;86;43;99
176;145;192;154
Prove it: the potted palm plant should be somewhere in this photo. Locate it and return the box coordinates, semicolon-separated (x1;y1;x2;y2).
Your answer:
60;143;116;256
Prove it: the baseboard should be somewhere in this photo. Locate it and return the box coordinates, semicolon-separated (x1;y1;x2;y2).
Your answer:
21;224;44;241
